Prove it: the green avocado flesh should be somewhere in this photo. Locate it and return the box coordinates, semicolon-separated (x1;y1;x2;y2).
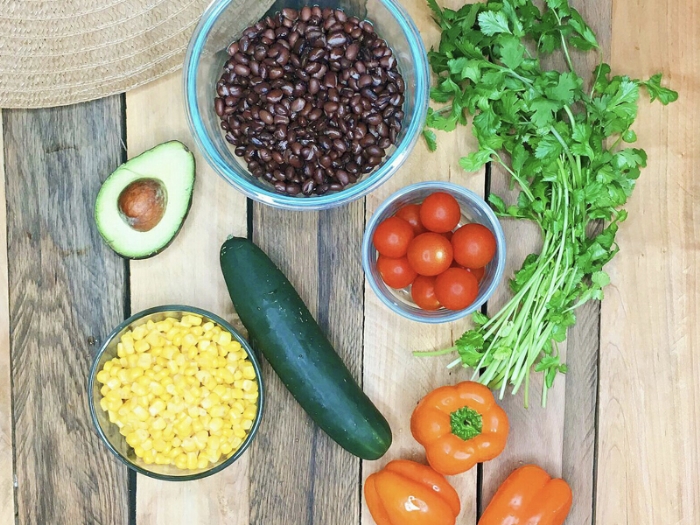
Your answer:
95;141;195;259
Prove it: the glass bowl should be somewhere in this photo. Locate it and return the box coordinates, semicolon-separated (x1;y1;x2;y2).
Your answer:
362;182;507;324
184;0;429;210
88;305;264;481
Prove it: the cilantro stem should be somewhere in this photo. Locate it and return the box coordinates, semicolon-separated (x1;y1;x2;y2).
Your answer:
553;12;575;73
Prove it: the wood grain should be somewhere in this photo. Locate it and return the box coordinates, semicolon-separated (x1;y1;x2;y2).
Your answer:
481;2;611;521
125;72;251;525
250;203;365;524
2;99;130;525
597;1;699;523
360;0;483;522
0;110;16;525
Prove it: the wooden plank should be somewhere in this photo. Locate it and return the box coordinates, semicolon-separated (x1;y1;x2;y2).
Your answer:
125;72;250;525
481;2;610;521
250;203;364;524
3;99;130;525
597;0;699;523
0;110;16;525
361;0;483;522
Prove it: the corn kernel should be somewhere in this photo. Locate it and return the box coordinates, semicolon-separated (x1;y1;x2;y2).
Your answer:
187;452;199;470
175;454;188;470
217;332;232;346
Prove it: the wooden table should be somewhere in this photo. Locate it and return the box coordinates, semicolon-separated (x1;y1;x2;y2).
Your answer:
0;0;697;523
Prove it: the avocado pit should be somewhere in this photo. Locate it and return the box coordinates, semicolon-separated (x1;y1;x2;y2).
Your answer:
118;179;167;232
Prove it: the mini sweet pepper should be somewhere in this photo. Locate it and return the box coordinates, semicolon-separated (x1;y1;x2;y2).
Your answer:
410;381;508;475
364;459;460;525
479;464;572;525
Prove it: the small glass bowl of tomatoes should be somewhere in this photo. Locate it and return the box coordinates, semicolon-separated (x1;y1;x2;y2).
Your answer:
362;181;506;323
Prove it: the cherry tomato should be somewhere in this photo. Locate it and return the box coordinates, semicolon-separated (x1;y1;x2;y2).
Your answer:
373;217;415;258
377;255;417;289
395;204;427;236
411;275;441;310
441;231;454;242
450;261;485;282
407;233;454;276
435;268;479;310
420;192;461;233
467;266;485;282
452;223;497;269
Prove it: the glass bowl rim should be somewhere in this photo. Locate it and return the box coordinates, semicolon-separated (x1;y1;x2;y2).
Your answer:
183;0;431;211
361;181;507;324
88;304;265;481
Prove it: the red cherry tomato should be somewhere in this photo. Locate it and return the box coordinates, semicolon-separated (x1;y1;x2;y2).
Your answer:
407;233;454;276
411;275;441;310
452;223;497;269
435;268;479;310
373;217;415;258
377;255;417;289
420;192;461;233
395;204;427;236
467;266;485;282
450;261;485;281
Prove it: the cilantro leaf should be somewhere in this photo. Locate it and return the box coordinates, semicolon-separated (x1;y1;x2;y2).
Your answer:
545;72;582;104
499;35;526;70
529;98;559;128
641;74;679;105
423;129;438;151
459;149;493;172
478;11;511;36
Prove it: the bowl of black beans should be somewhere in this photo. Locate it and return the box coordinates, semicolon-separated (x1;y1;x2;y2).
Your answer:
184;0;429;210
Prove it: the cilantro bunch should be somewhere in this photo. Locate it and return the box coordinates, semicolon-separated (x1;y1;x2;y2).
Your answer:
418;0;677;406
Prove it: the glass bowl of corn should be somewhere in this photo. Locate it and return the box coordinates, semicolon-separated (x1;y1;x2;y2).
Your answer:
88;305;264;481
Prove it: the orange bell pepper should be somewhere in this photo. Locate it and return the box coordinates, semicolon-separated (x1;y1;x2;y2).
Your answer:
410;381;508;475
479;465;572;525
364;460;461;525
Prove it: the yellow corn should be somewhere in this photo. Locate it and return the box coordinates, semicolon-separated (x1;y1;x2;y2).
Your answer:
96;314;258;470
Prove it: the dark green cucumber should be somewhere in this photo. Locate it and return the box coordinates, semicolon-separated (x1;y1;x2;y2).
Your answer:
220;237;392;460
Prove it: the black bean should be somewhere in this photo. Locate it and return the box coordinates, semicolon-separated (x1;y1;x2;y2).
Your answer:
323;101;339;115
267;89;283;103
358;74;373;88
302;179;316;195
366;145;383;157
215;98;225;116
336;170;350;186
327;32;347;47
233;63;250;76
282;7;298;20
259;110;273;125
290;97;306;113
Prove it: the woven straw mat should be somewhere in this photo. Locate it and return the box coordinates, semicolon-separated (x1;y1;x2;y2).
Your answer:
0;0;271;108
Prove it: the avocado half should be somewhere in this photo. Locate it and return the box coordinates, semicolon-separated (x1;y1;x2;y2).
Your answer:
95;141;196;259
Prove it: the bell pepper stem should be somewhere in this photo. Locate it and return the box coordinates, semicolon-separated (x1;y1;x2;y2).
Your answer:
450;406;483;441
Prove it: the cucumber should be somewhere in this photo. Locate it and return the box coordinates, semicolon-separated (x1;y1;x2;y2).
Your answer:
220;237;392;460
